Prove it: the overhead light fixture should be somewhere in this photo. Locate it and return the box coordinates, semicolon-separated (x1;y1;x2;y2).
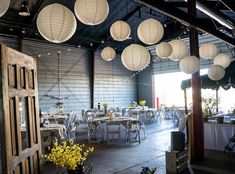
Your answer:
184;0;234;30
19;1;30;16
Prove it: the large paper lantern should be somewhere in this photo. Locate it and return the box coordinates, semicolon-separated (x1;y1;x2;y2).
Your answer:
74;0;109;25
213;53;231;68
121;44;150;71
101;47;116;61
110;21;131;41
0;0;10;17
180;56;200;74
137;18;164;45
208;65;225;81
168;39;188;60
199;43;218;60
155;42;172;58
37;3;77;43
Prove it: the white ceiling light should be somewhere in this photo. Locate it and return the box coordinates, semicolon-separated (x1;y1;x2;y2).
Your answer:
121;44;150;71
0;0;10;17
199;43;218;60
208;65;225;81
137;18;164;45
37;3;77;43
101;47;116;61
168;39;188;60
180;56;200;74
155;42;172;59
110;21;131;41
74;0;109;26
213;53;231;68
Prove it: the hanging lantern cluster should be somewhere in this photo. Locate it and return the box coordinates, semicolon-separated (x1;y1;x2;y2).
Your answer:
155;42;172;59
208;65;225;81
213;53;231;68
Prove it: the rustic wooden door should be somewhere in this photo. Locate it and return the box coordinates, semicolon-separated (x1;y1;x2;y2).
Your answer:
0;45;42;174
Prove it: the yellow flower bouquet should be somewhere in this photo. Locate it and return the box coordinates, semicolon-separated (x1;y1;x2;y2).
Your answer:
139;100;146;106
43;138;94;171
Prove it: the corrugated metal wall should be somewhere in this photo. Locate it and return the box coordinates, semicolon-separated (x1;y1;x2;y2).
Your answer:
94;51;137;108
137;64;154;107
149;33;234;74
0;35;19;50
22;40;92;113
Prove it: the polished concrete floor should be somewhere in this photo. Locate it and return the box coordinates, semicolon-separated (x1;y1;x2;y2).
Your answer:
44;119;235;174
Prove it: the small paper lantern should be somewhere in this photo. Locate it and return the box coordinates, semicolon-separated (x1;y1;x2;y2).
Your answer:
155;42;172;58
37;3;77;43
101;47;116;61
0;0;10;17
180;56;200;74
110;21;131;41
168;39;188;60
199;43;218;60
213;53;231;68
208;65;225;81
74;0;109;25
121;44;150;71
137;18;164;45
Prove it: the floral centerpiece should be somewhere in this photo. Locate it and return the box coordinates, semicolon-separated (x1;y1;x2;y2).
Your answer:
139;100;146;106
43;138;94;173
103;102;108;113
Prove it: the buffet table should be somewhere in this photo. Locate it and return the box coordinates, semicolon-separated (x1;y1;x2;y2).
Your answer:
204;122;235;151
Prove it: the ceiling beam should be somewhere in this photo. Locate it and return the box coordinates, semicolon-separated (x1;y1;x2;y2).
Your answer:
135;0;235;47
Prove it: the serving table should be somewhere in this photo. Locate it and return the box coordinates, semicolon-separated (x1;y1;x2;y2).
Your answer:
204;122;235;151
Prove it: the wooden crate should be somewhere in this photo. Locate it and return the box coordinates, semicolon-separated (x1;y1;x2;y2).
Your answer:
166;149;188;174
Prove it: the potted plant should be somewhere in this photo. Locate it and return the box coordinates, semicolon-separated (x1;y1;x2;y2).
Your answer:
43;138;94;174
140;166;157;174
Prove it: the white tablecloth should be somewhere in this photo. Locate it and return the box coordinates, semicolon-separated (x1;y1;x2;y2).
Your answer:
204;123;235;151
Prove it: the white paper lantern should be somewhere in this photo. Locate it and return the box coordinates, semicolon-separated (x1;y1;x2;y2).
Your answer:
74;0;109;25
168;39;188;60
213;53;231;68
137;18;164;45
110;21;131;41
0;0;10;17
121;44;150;71
199;43;218;60
101;47;116;61
155;42;172;58
180;56;200;74
37;3;77;43
208;65;225;81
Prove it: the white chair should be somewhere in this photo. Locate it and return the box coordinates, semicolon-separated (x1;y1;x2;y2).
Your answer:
126;120;141;145
106;121;121;145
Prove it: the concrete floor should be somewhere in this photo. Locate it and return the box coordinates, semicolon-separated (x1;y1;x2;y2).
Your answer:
44;120;235;174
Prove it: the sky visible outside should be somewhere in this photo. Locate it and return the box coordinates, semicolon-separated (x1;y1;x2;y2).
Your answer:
154;69;235;113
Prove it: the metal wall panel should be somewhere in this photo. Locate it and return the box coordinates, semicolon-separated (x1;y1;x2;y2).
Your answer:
149;33;234;74
0;35;19;50
94;51;137;108
22;40;92;113
137;64;153;107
